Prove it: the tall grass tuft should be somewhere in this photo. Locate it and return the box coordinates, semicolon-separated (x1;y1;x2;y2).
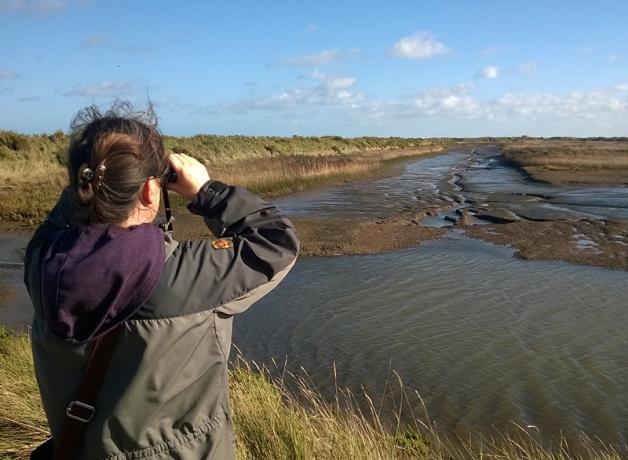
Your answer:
230;356;441;459
0;328;49;457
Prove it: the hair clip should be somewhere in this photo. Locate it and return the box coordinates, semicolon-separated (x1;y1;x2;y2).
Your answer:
79;166;94;186
96;161;107;189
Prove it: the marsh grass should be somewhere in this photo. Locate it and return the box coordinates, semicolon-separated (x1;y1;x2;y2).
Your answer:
501;140;628;170
0;328;49;457
0;130;445;228
0;328;623;459
163;135;435;163
211;147;438;197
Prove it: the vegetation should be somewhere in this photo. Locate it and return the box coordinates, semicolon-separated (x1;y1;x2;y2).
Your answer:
0;327;623;459
0;328;48;457
162;134;437;163
500;138;628;184
0;130;447;229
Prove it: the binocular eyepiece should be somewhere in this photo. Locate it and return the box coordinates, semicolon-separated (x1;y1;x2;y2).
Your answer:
165;168;177;183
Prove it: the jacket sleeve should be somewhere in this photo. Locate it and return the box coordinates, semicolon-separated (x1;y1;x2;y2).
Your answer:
143;180;300;317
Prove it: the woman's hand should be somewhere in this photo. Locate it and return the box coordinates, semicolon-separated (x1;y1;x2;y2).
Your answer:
166;153;211;200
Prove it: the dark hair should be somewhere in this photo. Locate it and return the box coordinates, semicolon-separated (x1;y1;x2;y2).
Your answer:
68;101;167;225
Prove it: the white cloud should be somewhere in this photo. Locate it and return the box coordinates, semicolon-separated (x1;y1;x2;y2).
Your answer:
391;32;450;60
323;75;357;90
615;83;628;91
193;75;628;134
0;0;68;14
409;84;484;118
609;54;622;62
196;70;363;115
0;69;19;79
497;91;626;118
479;65;499;79
63;80;136;98
581;46;594;54
283;48;359;66
517;61;537;75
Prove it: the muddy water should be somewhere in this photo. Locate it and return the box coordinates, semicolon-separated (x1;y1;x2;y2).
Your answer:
246;145;628;449
0;233;30;329
275;145;628;222
460;145;628;221
233;235;628;448
2;145;628;451
274;150;470;219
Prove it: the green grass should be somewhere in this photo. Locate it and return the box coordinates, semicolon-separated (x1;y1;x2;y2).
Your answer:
0;327;623;459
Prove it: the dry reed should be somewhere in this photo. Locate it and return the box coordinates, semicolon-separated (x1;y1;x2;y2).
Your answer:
502;140;628;171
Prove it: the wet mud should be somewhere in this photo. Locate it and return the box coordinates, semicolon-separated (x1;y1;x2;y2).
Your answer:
271;144;628;268
171;212;445;257
0;283;16;310
230;144;628;265
463;219;628;271
291;217;445;256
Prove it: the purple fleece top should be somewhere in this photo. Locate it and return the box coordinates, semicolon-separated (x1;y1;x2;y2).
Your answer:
40;223;165;343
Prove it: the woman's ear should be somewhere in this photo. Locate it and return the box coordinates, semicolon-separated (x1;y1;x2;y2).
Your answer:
140;178;161;208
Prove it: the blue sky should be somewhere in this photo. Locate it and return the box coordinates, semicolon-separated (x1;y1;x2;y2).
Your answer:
1;0;628;137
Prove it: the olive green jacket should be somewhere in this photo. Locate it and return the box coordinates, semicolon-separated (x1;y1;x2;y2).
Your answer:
24;181;299;459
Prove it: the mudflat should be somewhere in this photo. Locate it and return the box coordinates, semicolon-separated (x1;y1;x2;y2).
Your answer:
463;219;628;271
173;212;445;257
263;141;628;269
2;139;627;270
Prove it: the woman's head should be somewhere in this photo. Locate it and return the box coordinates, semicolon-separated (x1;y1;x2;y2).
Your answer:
68;101;167;226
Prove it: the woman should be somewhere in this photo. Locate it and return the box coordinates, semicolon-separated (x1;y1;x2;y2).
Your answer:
24;102;299;458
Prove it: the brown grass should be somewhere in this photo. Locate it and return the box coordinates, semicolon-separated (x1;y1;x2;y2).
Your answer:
212;147;441;196
501;140;628;170
0;145;444;230
500;139;628;185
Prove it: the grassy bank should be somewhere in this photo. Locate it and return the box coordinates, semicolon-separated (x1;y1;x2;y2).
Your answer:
500;138;628;185
0;130;447;229
0;328;622;459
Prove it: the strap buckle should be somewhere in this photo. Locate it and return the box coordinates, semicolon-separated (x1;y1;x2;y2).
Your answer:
65;401;95;423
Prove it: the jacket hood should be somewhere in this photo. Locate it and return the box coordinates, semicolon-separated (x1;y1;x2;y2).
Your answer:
40;223;165;343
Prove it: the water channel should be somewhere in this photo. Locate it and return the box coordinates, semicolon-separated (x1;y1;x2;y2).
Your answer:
2;145;628;451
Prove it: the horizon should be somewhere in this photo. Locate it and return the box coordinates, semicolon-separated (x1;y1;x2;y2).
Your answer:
1;0;627;137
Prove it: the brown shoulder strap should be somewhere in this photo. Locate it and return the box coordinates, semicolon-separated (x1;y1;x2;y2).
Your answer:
53;325;123;460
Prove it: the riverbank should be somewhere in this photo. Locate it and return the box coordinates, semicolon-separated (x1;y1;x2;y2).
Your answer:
500;138;628;185
0;328;621;459
0;147;445;231
3;140;627;267
0;130;447;229
174;212;446;257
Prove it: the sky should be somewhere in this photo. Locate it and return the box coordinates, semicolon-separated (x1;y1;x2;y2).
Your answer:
1;0;628;137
